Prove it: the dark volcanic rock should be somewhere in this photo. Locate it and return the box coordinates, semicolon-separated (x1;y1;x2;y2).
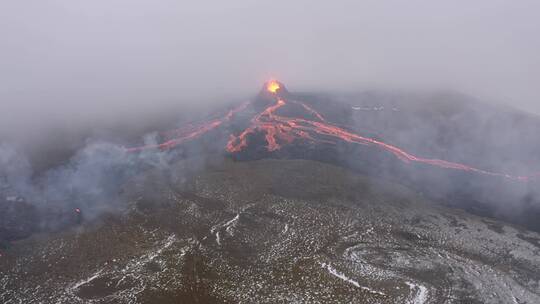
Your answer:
1;159;539;303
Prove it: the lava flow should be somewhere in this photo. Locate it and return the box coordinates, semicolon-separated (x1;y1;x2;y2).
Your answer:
126;102;249;153
128;80;537;182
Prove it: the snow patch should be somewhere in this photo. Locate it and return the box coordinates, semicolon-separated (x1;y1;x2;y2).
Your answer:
211;214;240;245
71;270;104;290
405;281;428;304
224;214;239;235
321;262;386;296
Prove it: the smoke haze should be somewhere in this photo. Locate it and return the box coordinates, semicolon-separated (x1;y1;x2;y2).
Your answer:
2;0;540;139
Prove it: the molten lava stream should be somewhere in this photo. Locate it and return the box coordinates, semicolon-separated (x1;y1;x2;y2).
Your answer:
126;102;249;153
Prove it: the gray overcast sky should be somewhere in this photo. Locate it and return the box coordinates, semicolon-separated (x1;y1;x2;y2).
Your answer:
1;0;540;134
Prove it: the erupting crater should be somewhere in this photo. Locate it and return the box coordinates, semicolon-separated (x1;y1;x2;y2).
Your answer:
266;80;281;94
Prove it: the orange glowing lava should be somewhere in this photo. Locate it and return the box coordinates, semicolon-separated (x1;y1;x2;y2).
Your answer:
126;102;249;153
266;80;281;93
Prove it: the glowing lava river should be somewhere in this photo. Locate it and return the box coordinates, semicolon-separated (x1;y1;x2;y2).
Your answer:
128;80;538;182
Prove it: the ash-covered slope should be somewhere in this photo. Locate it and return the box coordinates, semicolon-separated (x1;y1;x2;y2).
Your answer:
2;159;539;303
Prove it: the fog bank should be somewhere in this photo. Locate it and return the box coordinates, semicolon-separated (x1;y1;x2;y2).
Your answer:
2;0;540;139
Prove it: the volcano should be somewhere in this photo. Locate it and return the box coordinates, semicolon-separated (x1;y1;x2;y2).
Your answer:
129;80;537;181
125;81;540;232
2;81;540;303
